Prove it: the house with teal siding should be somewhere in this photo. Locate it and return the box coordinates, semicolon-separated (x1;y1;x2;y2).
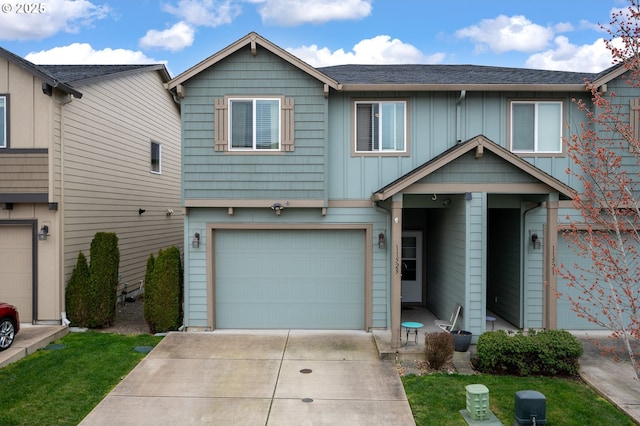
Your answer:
166;32;635;349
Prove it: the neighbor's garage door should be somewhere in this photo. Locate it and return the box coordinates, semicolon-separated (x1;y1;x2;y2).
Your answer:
0;226;32;322
215;229;365;329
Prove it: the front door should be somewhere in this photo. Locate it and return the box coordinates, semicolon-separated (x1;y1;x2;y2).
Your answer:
401;231;422;303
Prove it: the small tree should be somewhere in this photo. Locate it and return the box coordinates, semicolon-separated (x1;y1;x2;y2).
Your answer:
558;0;640;380
65;251;91;327
144;246;182;333
89;232;120;327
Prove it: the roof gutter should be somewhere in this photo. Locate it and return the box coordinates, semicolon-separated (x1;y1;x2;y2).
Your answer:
338;83;588;92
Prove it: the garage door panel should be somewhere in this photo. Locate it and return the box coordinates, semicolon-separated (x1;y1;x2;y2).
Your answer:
216;229;365;329
0;227;32;321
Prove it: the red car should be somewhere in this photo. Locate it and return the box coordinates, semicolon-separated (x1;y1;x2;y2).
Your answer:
0;302;19;351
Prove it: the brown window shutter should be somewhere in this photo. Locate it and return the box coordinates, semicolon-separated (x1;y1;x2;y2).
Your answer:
214;98;228;152
282;97;295;152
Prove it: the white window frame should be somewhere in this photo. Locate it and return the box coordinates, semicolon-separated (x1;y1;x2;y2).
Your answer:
354;100;407;153
228;98;281;151
0;95;6;149
510;100;563;154
150;141;161;174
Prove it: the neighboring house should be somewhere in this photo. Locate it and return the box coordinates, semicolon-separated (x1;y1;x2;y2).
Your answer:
166;32;634;348
0;48;182;324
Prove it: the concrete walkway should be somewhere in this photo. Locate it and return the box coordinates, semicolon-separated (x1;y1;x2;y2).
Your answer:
578;337;640;423
0;324;68;369
80;330;415;426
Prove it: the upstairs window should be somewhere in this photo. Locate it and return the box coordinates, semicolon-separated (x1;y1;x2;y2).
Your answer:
214;96;294;153
510;100;563;153
0;96;6;148
150;141;161;173
230;98;280;150
355;101;406;153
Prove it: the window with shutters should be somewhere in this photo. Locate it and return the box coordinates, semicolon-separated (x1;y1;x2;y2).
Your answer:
353;100;408;155
214;96;294;153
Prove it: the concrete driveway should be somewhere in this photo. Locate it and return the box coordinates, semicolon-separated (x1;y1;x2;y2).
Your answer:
80;330;415;425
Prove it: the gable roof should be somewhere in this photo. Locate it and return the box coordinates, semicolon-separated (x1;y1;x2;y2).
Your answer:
372;135;575;201
166;32;340;92
166;32;622;94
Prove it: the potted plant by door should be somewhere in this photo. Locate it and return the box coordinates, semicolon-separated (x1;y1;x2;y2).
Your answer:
450;329;472;352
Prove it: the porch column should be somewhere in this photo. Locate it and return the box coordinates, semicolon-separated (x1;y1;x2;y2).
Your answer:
544;197;559;329
391;195;403;350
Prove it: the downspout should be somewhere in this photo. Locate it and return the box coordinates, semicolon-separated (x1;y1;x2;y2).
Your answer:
456;90;466;143
59;94;73;326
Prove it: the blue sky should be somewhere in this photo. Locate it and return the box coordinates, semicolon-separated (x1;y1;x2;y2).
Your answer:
0;0;630;78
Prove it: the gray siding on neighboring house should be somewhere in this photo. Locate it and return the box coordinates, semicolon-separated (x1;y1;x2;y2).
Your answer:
59;70;182;287
182;46;328;202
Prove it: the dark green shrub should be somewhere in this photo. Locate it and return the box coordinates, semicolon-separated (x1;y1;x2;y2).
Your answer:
65;251;91;327
143;253;156;330
144;246;183;333
425;332;454;370
474;329;583;376
89;232;120;328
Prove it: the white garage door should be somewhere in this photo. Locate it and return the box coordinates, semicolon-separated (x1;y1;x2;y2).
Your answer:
0;226;32;322
215;229;365;329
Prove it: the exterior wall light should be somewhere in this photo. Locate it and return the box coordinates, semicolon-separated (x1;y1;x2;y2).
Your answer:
192;232;200;249
38;225;49;241
271;202;284;215
378;231;386;249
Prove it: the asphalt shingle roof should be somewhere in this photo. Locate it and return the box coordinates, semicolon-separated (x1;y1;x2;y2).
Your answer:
37;64;165;85
317;64;606;85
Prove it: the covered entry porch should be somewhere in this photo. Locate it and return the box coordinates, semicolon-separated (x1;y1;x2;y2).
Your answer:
372;136;574;350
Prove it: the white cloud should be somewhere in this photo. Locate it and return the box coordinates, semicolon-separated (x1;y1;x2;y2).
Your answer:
162;0;241;27
525;36;617;72
0;0;110;41
139;21;195;52
455;15;554;54
25;43;163;65
287;35;445;67
255;0;372;26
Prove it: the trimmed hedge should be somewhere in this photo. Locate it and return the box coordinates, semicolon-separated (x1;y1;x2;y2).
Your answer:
474;329;583;376
65;252;91;327
144;246;183;333
89;232;120;327
65;232;120;328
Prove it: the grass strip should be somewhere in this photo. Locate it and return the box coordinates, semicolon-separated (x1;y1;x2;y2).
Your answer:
402;373;635;426
0;331;162;426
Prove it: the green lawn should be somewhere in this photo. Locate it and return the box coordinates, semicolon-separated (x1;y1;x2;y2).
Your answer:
0;332;162;426
402;373;635;426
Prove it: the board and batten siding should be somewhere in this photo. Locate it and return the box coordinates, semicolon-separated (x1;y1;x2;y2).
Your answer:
181;45;328;202
0;57;53;150
59;70;182;288
327;91;583;201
